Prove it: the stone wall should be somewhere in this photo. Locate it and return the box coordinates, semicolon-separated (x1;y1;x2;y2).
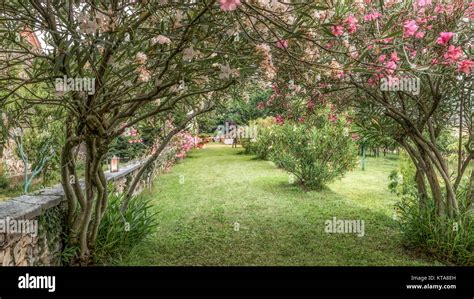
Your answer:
0;161;153;266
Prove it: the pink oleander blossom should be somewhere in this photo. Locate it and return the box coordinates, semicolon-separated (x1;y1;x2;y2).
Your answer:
436;32;454;45
276;39;289;49
331;25;344;36
385;61;397;74
390;51;400;63
403;20;418;37
275;114;285;125
364;11;382;22
344;15;358;34
415;31;425;39
458;60;474;74
444;45;463;62
328;113;338;124
416;0;432;7
220;0;241;11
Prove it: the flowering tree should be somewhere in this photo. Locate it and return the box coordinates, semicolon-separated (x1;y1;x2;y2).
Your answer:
0;0;330;262
252;0;472;217
1;0;471;263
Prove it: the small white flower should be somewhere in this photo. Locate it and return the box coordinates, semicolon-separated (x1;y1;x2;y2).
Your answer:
152;35;171;45
135;52;147;65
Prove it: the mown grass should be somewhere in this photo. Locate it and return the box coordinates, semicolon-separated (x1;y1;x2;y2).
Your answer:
114;144;439;266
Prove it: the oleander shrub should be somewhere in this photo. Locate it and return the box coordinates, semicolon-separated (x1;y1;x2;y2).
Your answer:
269;107;357;190
243;117;276;159
391;156;474;265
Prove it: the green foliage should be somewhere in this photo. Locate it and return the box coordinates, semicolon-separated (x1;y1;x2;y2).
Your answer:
434;128;458;156
395;184;474;266
243;117;275;159
269;109;357;190
0;163;9;189
388;151;418;197
352;100;400;150
108;135;145;161
390;153;474;265
15;112;64;189
206;90;274;131
108;122;161;161
93;192;159;264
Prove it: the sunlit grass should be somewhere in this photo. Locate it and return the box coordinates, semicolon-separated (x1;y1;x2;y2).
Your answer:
113;144;439;266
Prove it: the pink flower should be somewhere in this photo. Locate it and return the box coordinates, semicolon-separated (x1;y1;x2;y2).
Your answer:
415;0;432;8
331;25;344;37
415;31;425;39
298;117;305;123
344;16;358;34
367;77;377;86
458;60;474;74
266;94;275;107
390;51;400;63
307;100;315;110
272;83;280;94
220;0;241;11
436;32;454;45
435;4;444;13
328;113;338;124
444;45;463;62
378;55;386;63
364;11;382;22
275;114;285;125
466;2;474;19
385;61;397;74
403;20;418;37
276;39;289;49
257;101;264;110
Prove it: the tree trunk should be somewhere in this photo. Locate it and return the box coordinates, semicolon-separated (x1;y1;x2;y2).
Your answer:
61;133;108;264
415;169;428;210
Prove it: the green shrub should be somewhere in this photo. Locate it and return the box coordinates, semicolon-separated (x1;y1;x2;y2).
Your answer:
252;127;273;159
242;117;275;159
388;151;418;197
93;192;158;264
391;154;474;265
395;185;474;265
0;163;9;190
269;108;357;190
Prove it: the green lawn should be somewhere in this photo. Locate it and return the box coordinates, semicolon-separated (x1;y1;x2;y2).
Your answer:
115;144;439;266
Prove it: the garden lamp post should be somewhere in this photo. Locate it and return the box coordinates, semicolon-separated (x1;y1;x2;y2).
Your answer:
110;155;120;172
